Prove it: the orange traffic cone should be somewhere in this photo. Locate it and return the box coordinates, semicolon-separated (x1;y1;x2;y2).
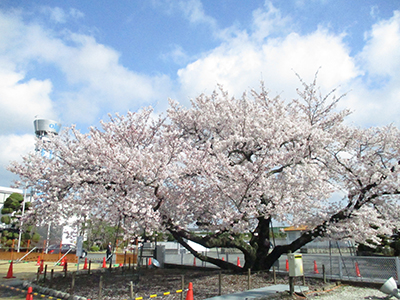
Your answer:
222;257;225;261
185;282;193;300
26;286;33;300
313;260;319;274
4;261;15;278
36;256;41;266
355;262;361;277
286;259;289;272
102;257;107;268
236;257;241;267
83;257;88;270
148;258;152;266
193;257;196;266
39;260;44;274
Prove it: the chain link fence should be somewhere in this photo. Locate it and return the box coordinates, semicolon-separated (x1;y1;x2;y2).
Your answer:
161;247;400;284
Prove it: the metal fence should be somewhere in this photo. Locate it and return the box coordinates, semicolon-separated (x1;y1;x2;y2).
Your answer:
160;247;400;284
298;255;400;284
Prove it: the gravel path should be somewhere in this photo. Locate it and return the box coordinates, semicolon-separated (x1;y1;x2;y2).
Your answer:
306;285;388;299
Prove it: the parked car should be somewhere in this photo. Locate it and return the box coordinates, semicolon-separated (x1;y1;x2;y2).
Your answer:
46;243;87;258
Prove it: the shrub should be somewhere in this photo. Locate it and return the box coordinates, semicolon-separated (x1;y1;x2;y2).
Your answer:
90;245;100;252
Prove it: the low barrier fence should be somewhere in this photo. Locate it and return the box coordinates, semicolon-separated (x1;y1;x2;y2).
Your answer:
0;249;138;265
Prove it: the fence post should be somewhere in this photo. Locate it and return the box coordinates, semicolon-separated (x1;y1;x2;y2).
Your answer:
49;269;54;288
43;265;47;282
396;257;400;283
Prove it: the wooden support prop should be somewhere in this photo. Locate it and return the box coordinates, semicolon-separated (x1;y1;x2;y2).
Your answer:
98;275;103;300
181;275;184;300
218;271;222;296
130;281;134;299
247;268;251;290
71;272;75;296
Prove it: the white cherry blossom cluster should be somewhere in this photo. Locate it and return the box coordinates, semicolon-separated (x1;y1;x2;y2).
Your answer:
8;80;400;246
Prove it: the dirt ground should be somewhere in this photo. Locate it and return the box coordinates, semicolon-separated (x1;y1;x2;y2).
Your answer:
0;259;103;300
40;267;331;300
0;261;386;300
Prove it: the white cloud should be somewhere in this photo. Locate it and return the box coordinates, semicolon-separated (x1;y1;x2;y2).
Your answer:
153;0;219;37
340;11;400;127
0;66;56;133
0;9;173;130
179;0;217;29
161;44;191;66
0;134;35;166
0;134;35;186
251;1;292;41
1;3;400;187
176;5;400;129
359;11;400;77
177;26;359;103
40;6;84;24
42;7;67;23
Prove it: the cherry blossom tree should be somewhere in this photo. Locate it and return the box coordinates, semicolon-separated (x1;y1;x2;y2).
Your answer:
9;77;400;272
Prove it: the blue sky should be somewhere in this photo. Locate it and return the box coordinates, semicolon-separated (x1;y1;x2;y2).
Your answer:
1;0;400;186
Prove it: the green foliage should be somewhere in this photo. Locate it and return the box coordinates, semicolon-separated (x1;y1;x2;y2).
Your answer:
1;208;13;214
22;232;31;240
8;193;23;202
32;233;40;243
271;231;287;238
0;192;39;248
1;215;11;224
90;245;100;251
81;218;125;251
